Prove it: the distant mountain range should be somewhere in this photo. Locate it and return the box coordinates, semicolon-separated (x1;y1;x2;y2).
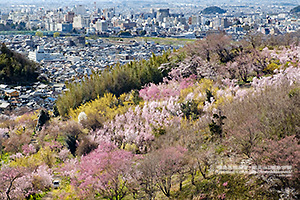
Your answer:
290;5;300;14
201;6;226;14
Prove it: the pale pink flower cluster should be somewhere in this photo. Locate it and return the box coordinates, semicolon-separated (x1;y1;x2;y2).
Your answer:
0;128;9;136
58;148;71;162
267;46;300;64
94;96;182;152
10;152;24;160
22;144;36;156
59;158;79;179
252;66;300;90
139;77;195;101
32;164;53;190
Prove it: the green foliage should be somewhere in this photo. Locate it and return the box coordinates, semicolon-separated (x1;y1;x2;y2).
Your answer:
209;111;226;139
36;110;50;131
206;89;214;103
0;43;39;84
153;127;166;138
0;152;10;166
288;87;300;98
26;192;47;200
35;31;43;37
180;100;202;120
53;32;60;38
130;90;143;105
56;51;171;117
202;6;226;14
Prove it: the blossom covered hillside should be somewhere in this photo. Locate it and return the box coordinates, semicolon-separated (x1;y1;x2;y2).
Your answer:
0;34;299;199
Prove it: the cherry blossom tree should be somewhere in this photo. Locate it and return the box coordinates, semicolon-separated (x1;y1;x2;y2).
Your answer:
70;142;135;200
94;97;182;153
155;146;187;197
0;166;33;200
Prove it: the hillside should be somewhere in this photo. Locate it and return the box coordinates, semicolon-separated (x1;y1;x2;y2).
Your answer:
290;5;300;14
202;6;226;14
0;43;39;84
0;33;299;199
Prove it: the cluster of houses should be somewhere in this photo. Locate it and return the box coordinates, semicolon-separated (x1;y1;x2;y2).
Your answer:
0;83;65;113
2;34;181;84
0;34;181;113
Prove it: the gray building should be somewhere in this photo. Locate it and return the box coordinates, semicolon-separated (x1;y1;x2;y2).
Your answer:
157;9;169;22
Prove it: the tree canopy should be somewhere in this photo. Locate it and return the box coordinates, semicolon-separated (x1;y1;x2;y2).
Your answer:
0;43;39;84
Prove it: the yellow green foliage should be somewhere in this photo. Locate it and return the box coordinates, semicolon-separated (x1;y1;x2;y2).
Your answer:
15;111;39;129
180;79;212;100
56;51;170;117
180;79;224;111
263;62;280;74
69;93;138;122
124;143;138;153
10;147;57;169
0;152;10;164
16;111;39;122
52;184;79;200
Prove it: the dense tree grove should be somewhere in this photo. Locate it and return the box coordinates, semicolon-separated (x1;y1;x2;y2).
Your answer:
0;34;300;199
56;52;170;116
0;43;39;84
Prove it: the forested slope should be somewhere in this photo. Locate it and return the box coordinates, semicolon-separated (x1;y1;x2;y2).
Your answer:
0;33;299;199
0;43;39;84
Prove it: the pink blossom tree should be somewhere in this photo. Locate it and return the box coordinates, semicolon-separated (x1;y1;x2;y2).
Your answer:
69;142;135;200
0;166;30;200
155;146;187;197
252;136;300;177
94;97;182;153
0;164;53;200
139;76;195;101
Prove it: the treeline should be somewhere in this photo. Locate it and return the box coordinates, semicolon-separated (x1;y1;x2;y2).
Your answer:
162;31;300;82
0;43;39;84
247;29;300;48
56;52;171;116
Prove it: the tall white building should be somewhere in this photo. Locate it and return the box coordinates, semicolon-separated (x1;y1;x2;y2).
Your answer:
73;15;90;29
190;15;201;26
96;20;108;32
